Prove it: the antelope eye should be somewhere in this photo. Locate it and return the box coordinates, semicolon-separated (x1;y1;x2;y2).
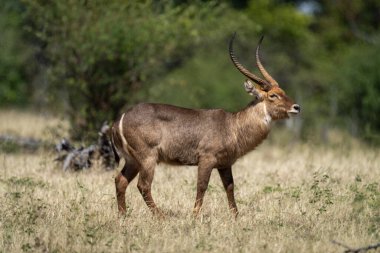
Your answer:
269;94;278;99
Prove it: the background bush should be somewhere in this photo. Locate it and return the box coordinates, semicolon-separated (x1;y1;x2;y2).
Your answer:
1;0;380;144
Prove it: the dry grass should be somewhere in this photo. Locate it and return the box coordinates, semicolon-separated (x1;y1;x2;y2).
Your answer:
0;109;69;142
0;111;379;253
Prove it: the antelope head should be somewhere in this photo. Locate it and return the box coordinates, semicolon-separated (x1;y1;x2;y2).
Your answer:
229;34;300;120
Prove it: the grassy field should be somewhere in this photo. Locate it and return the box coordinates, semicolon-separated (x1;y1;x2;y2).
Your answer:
0;110;379;253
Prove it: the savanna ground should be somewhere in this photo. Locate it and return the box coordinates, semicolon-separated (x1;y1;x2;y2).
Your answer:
0;110;379;253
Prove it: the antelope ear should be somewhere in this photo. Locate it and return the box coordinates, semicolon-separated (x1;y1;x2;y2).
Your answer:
244;80;263;100
244;80;255;94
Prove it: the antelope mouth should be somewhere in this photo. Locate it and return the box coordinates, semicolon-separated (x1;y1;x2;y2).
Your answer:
287;110;300;116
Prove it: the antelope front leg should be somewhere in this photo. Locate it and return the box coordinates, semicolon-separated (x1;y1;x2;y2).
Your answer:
193;161;214;216
218;167;238;217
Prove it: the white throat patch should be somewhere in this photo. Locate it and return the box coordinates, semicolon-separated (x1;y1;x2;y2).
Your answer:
262;103;272;125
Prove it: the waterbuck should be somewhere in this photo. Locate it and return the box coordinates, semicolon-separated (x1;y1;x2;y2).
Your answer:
111;34;300;217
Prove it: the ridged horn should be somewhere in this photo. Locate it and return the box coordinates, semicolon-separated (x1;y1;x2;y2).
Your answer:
256;36;279;86
229;33;271;91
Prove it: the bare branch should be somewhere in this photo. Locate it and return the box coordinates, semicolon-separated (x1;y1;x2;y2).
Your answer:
332;240;380;253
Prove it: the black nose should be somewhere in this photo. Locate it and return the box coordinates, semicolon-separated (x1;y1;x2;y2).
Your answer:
293;104;300;112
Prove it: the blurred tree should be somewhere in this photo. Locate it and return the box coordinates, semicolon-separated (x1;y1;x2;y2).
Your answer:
246;0;311;41
2;0;379;144
0;1;32;106
335;43;380;144
148;0;316;139
145;8;258;111
311;0;380;143
22;0;234;140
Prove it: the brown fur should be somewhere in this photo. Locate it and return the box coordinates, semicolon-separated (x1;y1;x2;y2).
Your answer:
112;81;299;217
112;37;300;217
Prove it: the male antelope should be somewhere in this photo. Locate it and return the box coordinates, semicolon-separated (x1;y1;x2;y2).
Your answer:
111;34;300;217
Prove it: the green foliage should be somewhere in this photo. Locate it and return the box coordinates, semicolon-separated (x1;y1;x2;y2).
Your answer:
313;0;380;50
0;141;21;153
263;184;282;194
246;0;311;41
0;1;32;106
335;43;380;143
2;0;380;144
22;0;235;140
350;178;380;237
309;173;334;214
306;0;380;143
148;0;313;112
146;44;253;111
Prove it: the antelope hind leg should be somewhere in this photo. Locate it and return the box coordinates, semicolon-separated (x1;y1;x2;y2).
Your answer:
115;161;139;215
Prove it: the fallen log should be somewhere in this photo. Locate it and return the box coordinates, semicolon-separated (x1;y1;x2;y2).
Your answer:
0;135;42;152
54;122;116;171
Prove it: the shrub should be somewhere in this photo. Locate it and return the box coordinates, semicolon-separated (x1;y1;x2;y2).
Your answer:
23;0;237;140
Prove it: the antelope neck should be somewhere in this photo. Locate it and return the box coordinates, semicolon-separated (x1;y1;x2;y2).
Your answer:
232;102;272;156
